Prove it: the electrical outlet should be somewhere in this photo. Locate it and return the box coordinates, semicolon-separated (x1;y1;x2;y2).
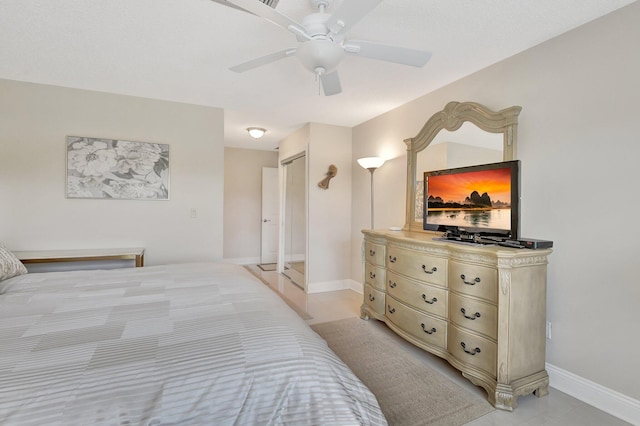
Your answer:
190;208;198;218
546;322;552;340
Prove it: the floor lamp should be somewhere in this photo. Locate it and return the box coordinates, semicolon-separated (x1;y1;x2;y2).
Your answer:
357;157;386;229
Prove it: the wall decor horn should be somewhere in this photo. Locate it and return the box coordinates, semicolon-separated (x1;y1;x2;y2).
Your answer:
318;164;338;189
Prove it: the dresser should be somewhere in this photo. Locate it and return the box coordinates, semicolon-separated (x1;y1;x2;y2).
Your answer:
361;229;551;411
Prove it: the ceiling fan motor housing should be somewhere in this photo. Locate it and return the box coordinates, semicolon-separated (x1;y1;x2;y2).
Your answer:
301;12;333;38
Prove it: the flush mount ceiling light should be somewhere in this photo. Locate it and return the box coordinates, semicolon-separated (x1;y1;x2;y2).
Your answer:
247;127;266;139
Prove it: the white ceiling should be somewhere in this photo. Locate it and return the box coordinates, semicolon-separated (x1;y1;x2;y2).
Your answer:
1;0;636;151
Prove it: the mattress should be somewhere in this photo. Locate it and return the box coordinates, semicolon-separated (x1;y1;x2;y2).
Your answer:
0;263;386;425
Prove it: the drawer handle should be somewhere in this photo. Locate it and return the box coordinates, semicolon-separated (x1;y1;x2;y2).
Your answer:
387;305;396;314
389;255;397;263
460;274;481;285
389;280;397;288
422;294;438;304
368;294;375;302
461;307;481;320
422;265;437;274
369;271;376;279
460;342;481;355
369;249;376;256
420;323;436;334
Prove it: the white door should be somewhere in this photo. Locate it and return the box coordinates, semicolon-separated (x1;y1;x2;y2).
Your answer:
261;167;279;264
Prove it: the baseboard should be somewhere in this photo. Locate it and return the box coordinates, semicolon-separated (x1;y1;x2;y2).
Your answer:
547;363;640;425
348;279;363;294
223;257;261;265
308;279;363;294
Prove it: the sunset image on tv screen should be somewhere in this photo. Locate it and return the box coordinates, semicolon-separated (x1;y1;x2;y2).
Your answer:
427;168;511;207
426;167;512;230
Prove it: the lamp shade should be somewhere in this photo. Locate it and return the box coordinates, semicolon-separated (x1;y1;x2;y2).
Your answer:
357;157;385;170
247;127;266;139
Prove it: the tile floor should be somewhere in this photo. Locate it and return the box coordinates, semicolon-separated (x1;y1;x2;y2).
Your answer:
247;265;631;426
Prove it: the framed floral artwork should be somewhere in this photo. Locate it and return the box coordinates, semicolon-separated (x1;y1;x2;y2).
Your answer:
66;136;170;200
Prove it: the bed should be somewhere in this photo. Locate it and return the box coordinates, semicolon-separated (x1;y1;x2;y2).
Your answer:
0;261;386;425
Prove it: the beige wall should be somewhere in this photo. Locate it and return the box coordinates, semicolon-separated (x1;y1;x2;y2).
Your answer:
307;123;352;288
351;2;640;402
0;79;224;265
223;147;278;263
280;123;352;291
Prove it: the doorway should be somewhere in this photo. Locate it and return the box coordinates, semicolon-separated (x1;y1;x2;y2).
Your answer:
282;154;306;289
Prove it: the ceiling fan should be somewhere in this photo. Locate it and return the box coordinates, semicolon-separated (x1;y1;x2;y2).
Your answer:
223;0;432;96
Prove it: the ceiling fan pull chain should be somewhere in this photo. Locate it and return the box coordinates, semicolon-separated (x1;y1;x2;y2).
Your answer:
314;70;320;95
314;67;324;96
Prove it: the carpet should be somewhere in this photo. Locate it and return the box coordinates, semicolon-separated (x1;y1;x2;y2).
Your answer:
257;263;276;271
311;317;494;426
243;265;313;320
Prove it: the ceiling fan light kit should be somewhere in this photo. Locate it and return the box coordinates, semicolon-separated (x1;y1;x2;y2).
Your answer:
225;0;431;96
296;39;344;73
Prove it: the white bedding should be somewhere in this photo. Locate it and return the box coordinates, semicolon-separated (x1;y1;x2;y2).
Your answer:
0;263;386;425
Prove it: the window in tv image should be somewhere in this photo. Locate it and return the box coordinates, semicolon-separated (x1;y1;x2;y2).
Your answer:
423;161;519;237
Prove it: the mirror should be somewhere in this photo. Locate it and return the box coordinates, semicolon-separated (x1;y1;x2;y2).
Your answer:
282;154;306;289
413;122;505;222
404;101;522;232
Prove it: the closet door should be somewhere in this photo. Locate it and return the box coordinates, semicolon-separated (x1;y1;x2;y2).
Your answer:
282;154;306;289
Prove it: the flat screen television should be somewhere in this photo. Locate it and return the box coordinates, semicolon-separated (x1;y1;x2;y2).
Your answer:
423;160;520;239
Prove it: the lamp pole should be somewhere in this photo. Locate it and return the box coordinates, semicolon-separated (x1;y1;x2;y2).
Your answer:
357;157;385;230
368;167;376;229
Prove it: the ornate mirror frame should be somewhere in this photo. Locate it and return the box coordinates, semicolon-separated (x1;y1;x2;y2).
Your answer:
404;101;522;232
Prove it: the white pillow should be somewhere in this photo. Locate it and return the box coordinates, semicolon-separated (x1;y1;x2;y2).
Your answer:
0;244;28;281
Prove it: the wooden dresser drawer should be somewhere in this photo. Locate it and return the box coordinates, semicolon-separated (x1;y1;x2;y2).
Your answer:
364;241;386;267
386;296;447;350
449;261;498;303
364;262;386;291
449;293;497;340
364;284;385;316
386;270;447;318
387;246;447;286
449;324;497;377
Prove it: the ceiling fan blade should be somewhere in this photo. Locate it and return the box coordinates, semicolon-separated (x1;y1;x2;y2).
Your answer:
209;0;249;13
320;70;342;96
225;0;307;37
344;40;432;67
325;0;383;36
230;48;296;73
